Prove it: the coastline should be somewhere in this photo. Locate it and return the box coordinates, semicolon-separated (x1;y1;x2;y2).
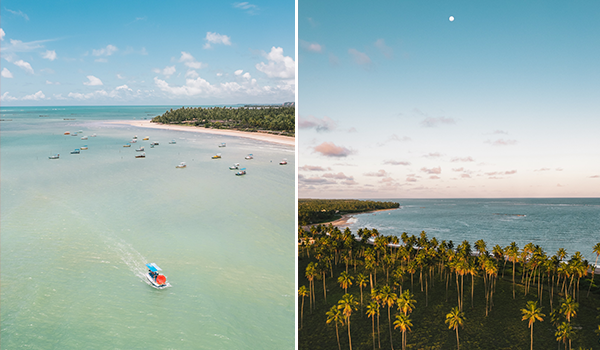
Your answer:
105;120;295;147
317;208;399;228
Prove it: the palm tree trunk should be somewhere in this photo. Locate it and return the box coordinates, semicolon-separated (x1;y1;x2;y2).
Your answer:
371;316;376;350
456;327;460;350
347;317;353;350
301;296;305;329
323;272;327;302
388;306;394;350
336;323;341;350
530;324;533;350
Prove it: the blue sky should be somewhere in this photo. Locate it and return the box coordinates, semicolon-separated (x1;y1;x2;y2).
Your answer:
298;1;600;198
0;0;294;106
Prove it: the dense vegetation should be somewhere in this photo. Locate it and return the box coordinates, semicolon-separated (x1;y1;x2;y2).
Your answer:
298;225;600;350
151;106;295;136
299;199;400;226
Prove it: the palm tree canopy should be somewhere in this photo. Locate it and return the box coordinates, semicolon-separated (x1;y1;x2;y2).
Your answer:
326;305;345;326
393;313;413;332
445;306;465;330
298;285;308;297
521;301;545;328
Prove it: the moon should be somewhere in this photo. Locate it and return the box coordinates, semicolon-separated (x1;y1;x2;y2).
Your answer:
449;16;454;22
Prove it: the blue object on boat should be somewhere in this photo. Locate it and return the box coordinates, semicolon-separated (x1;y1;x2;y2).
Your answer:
146;263;162;272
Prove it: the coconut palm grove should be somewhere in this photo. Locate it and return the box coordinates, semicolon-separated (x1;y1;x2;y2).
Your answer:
298;224;600;349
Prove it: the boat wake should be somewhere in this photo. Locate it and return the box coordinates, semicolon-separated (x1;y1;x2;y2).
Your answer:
103;235;171;288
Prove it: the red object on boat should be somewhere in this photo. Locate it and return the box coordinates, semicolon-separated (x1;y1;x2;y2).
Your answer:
156;275;166;285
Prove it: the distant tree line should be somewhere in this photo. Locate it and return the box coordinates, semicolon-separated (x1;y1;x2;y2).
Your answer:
151;106;295;136
299;199;400;226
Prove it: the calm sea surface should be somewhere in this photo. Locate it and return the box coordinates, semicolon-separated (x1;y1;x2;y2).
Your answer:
346;198;600;262
1;106;295;349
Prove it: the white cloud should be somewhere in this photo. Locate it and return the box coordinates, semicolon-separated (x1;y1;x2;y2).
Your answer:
179;52;205;69
22;91;46;100
116;74;125;79
216;72;223;77
1;92;18;101
94;58;108;63
233;2;259;14
1;68;13;78
242;72;251;79
6;9;29;21
374;39;393;58
153;66;176;78
0;28;5;41
185;70;199;78
83;75;103;86
234;69;243;76
348;48;371;65
255;47;295;79
300;40;323;53
14;59;34;74
68;90;107;100
92;44;118;56
42;50;57;61
115;84;132;91
203;32;231;49
45;80;60;85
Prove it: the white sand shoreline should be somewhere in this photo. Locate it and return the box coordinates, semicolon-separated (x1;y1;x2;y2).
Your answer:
105;120;295;147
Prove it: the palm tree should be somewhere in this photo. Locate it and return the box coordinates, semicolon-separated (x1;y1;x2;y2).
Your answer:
357;273;368;313
587;242;600;297
445;306;465;350
507;242;520;299
560;295;578;323
378;285;397;350
338;293;358;350
366;301;379;350
397;290;416;316
393;313;413;350
555;321;573;350
326;305;344;350
298;285;309;329
338;271;354;294
521;301;545;350
306;263;317;312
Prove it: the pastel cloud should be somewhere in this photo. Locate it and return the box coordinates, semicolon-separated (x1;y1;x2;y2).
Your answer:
421;166;442;174
300;40;323;53
298;115;336;132
153;66;176;78
21;90;45;100
451;156;474;162
374;39;393;58
314;142;354;157
348;48;371;65
364;169;388;177
233;2;259;15
299;165;332;171
420;116;456;127
1;28;5;41
384;160;411;166
486;139;517;146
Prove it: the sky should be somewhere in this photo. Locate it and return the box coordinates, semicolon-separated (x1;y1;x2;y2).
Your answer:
298;0;600;199
0;0;294;106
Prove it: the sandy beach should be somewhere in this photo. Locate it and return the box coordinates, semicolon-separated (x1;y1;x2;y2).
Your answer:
106;120;295;147
318;208;400;228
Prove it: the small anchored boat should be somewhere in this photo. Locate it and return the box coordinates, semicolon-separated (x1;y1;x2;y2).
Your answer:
80;145;88;150
136;146;145;152
212;153;221;159
81;136;88;140
176;162;187;168
145;263;168;289
123;143;131;147
218;142;226;147
70;149;80;154
151;141;159;146
48;154;60;159
143;136;149;140
229;163;240;170
64;131;70;135
235;168;247;176
135;152;146;158
245;154;253;160
130;139;137;143
279;159;287;165
169;140;176;144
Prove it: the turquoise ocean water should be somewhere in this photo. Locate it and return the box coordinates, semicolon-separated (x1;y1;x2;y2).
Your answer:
1;106;295;349
346;198;599;263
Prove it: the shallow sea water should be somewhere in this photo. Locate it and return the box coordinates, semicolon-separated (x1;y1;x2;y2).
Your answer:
1;106;295;349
